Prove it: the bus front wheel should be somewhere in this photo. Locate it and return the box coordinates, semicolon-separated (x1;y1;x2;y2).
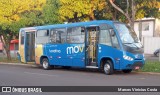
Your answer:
42;58;51;70
103;60;114;75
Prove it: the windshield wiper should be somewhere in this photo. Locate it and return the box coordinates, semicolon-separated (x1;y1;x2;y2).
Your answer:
123;43;133;44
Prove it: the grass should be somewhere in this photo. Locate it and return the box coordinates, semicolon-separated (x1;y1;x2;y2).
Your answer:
140;61;160;73
0;57;19;63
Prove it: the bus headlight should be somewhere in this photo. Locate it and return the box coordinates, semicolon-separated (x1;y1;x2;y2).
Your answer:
123;55;133;61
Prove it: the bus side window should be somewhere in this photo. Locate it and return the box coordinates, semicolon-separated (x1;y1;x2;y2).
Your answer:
36;30;49;44
50;30;60;43
50;28;66;43
21;30;25;45
110;29;120;49
99;29;112;46
67;27;85;43
99;24;112;46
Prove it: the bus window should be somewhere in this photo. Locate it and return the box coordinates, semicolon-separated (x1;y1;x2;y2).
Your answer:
36;30;49;44
21;30;25;45
50;30;60;43
99;29;112;46
110;29;120;49
50;28;66;43
67;27;85;43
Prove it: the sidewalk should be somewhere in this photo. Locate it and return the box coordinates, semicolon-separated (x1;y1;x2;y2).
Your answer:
145;54;159;61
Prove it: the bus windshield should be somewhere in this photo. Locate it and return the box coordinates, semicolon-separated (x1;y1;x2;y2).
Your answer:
114;23;139;44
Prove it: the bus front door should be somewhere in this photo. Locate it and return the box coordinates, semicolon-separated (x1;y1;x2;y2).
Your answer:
86;26;99;67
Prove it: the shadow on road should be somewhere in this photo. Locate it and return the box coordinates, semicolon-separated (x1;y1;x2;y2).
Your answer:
25;64;141;76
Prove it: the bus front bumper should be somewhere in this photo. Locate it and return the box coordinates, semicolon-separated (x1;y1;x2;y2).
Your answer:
125;60;145;70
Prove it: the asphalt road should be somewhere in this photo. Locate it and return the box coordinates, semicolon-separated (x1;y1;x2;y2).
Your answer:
0;63;160;95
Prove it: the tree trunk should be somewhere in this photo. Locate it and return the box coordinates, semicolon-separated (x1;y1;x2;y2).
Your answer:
112;9;117;20
0;35;12;60
131;0;136;29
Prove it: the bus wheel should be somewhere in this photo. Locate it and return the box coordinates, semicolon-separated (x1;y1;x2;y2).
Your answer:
122;69;132;73
42;58;51;70
103;60;113;75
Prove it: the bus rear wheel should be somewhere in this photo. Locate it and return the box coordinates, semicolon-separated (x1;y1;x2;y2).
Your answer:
42;58;52;70
103;60;114;75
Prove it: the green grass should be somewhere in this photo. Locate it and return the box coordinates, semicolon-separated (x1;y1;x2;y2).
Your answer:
140;61;160;73
0;57;19;63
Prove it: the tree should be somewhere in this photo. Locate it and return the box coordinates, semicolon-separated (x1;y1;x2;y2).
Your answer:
109;0;160;28
135;0;160;19
109;0;136;28
0;0;46;60
42;0;61;24
59;0;107;22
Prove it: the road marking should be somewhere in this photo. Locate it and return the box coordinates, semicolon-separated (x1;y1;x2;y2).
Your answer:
24;72;59;77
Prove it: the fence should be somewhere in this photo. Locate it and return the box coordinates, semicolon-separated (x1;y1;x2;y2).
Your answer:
143;37;160;54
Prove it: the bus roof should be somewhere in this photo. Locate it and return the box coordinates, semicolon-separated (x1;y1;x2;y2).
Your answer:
20;20;118;31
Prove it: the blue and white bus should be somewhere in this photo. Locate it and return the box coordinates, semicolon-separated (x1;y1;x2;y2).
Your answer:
18;20;145;75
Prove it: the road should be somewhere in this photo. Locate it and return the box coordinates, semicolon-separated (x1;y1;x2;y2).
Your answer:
0;63;160;95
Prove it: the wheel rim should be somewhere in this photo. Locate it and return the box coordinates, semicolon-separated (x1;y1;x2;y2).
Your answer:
104;63;110;74
43;60;48;69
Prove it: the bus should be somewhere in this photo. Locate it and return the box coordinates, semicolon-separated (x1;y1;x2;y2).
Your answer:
18;20;145;75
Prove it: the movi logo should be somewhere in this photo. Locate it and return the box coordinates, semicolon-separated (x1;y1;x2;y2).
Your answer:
67;46;84;54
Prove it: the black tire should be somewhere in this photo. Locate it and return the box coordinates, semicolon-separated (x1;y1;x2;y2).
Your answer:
42;58;52;70
103;60;114;75
122;69;132;73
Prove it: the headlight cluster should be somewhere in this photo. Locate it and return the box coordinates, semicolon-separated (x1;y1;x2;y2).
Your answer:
123;55;133;61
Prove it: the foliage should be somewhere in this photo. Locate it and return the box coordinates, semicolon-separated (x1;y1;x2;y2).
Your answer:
0;0;45;24
0;0;46;60
108;0;160;24
108;0;160;29
59;0;107;22
135;0;160;19
42;0;61;24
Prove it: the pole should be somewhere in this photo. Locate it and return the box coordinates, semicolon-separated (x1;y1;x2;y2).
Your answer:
159;48;160;62
14;43;16;58
139;20;142;41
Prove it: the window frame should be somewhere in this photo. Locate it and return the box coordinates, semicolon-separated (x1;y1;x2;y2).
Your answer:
36;29;50;44
20;30;25;45
50;28;67;44
99;24;112;46
66;26;85;44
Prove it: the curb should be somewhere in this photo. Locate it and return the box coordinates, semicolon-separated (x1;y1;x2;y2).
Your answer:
135;71;160;75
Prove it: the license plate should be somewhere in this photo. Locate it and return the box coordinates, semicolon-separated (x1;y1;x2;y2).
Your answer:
135;66;140;70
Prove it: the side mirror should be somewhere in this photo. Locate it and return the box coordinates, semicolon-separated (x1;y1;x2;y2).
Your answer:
109;29;115;36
